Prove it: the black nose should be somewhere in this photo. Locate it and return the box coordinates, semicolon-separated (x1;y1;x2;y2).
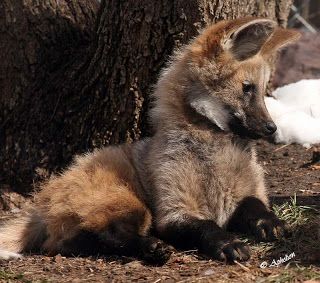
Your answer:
264;121;277;135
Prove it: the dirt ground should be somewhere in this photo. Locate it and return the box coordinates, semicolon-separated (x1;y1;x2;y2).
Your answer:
0;140;319;283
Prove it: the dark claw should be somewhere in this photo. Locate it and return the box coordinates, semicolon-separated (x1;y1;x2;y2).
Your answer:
140;237;172;266
235;241;250;261
221;240;250;262
252;215;290;242
208;237;250;262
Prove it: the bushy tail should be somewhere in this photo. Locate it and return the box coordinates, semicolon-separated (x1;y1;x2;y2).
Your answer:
0;210;47;258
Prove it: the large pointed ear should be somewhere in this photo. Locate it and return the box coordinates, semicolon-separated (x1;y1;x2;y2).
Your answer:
187;84;230;131
260;28;301;58
189;95;230;131
222;18;276;61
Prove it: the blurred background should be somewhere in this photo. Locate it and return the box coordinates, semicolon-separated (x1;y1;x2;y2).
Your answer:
274;0;320;87
290;0;320;31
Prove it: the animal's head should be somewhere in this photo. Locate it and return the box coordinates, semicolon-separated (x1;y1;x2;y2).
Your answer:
185;18;300;138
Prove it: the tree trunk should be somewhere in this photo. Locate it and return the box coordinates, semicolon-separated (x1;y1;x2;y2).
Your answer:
0;0;293;193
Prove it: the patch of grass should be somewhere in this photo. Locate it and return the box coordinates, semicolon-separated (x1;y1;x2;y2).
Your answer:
257;265;320;283
0;269;24;281
0;269;49;283
273;194;319;227
255;195;320;264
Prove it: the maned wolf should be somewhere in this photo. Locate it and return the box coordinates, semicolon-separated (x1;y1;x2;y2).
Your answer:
0;18;299;265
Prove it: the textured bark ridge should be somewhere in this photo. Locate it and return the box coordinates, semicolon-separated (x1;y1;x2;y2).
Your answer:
0;0;292;192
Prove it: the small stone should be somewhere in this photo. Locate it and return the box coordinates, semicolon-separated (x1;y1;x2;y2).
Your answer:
125;261;143;269
202;268;215;276
54;254;63;264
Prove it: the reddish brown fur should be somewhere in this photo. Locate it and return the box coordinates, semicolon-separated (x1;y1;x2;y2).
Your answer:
260;28;301;57
0;146;151;255
0;18;300;261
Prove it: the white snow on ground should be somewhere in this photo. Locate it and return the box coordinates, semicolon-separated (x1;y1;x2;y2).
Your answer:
265;79;320;147
0;250;22;260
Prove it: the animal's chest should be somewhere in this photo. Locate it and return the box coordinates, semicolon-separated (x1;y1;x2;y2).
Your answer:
182;138;256;226
183;137;252;180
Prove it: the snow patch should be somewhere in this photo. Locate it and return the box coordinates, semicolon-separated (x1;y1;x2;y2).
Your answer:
0;250;22;260
265;79;320;147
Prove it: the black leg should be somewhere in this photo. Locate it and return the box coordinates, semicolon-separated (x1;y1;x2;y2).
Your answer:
227;196;289;241
157;217;250;262
59;218;172;265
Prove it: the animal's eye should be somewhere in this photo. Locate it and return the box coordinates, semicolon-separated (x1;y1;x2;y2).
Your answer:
242;80;255;95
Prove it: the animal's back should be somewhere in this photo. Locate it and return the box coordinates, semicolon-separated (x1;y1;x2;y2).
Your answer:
0;141;170;264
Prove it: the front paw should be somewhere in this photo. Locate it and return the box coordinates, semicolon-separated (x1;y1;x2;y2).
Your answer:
203;235;250;262
140;237;172;266
251;213;290;242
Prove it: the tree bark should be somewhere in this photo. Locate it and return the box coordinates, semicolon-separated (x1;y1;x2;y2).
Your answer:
0;0;293;193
